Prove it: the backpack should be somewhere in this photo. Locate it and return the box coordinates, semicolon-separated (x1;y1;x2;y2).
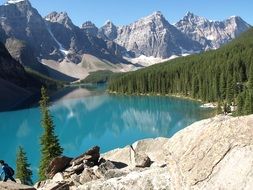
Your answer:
7;166;14;176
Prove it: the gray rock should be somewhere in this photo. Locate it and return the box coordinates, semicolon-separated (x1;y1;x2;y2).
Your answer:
64;163;84;175
52;172;64;182
79;168;99;184
134;153;151;168
94;160;116;177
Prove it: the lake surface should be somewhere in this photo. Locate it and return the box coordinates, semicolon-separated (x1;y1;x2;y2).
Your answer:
0;86;213;181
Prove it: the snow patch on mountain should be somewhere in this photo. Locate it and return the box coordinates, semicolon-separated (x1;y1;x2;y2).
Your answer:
46;25;69;56
125;55;169;67
5;0;25;4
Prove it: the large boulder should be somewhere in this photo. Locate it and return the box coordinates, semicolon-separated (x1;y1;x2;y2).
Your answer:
46;156;73;178
94;160;116;177
134;153;151;168
70;146;100;166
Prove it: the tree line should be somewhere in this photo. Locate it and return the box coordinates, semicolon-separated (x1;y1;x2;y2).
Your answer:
108;28;253;116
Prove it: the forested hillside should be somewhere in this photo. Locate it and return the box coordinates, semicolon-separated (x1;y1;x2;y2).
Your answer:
108;28;253;115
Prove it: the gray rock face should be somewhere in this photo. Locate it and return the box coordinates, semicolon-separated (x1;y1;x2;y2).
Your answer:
175;12;251;50
134;153;151;168
82;21;98;37
99;11;251;59
99;20;118;41
0;0;62;61
4;38;47;73
45;11;128;64
111;11;202;58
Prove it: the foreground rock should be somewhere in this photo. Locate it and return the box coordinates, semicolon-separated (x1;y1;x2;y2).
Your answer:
0;181;35;190
37;115;253;190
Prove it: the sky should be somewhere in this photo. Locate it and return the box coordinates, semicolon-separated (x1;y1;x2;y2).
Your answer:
0;0;252;27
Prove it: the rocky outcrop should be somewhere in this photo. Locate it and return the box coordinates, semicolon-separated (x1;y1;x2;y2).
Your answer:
36;115;253;190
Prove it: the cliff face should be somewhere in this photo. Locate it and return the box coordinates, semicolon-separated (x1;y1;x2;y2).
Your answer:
36;114;253;190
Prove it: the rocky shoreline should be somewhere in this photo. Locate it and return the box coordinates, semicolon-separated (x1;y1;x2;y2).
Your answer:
1;114;253;190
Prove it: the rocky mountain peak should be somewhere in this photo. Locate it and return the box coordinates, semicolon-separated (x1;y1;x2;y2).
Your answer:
181;11;209;25
2;0;33;16
99;20;118;40
226;15;250;26
175;12;251;50
45;11;74;29
81;21;98;36
82;21;96;28
141;11;167;24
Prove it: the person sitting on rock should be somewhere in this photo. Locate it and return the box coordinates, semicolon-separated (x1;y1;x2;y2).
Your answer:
0;160;16;182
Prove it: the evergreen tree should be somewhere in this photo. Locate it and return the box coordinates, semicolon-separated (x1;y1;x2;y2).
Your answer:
38;87;63;181
216;100;223;115
16;146;33;185
244;90;253;115
236;93;244;115
248;63;253;89
226;73;234;105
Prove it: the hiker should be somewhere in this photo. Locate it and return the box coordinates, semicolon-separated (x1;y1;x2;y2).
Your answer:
0;160;16;182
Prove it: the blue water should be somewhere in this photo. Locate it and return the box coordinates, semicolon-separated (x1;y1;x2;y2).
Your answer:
0;86;213;181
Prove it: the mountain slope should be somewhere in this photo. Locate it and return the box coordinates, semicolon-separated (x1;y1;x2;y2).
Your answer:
0;41;36;110
45;11;128;64
0;0;62;61
108;28;253;114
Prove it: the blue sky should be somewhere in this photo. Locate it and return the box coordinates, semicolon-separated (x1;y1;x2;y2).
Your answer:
1;0;252;27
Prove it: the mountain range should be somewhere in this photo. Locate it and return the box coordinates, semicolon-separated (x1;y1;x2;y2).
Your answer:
0;0;251;83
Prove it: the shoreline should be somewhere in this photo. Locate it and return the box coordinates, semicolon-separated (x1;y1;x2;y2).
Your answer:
108;90;217;108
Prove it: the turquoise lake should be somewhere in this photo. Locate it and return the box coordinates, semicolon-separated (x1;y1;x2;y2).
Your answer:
0;86;213;181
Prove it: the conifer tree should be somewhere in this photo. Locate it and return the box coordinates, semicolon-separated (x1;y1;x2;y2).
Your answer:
226;73;234;105
216;100;223;115
244;90;253;115
16;146;33;185
248;63;253;89
38;87;63;181
236;93;244;115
